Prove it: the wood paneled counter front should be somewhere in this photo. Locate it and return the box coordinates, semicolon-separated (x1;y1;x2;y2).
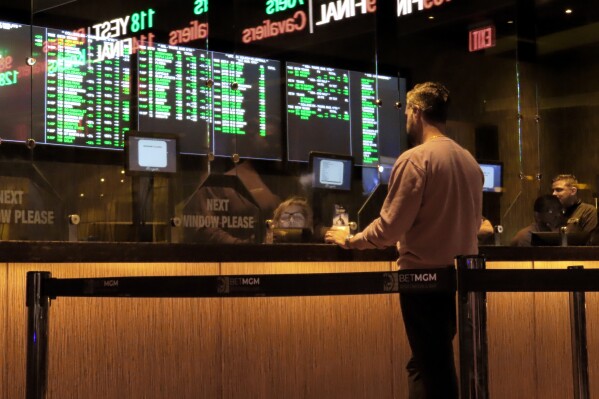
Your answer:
1;242;598;398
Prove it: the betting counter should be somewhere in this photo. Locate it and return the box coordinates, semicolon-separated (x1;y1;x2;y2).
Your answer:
1;241;599;398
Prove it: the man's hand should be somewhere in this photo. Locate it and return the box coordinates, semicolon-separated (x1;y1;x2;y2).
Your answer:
324;228;351;249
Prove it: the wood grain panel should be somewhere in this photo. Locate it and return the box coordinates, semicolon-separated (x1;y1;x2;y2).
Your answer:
485;261;536;399
582;261;599;398
7;263;220;399
534;260;599;399
391;284;409;399
0;263;7;399
530;261;572;399
220;261;399;399
5;259;597;399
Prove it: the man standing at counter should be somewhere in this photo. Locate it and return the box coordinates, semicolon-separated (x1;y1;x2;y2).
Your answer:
325;82;483;399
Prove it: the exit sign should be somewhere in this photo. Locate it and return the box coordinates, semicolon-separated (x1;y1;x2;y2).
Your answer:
469;25;495;52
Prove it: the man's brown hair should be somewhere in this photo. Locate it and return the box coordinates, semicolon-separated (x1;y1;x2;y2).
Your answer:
552;174;578;187
406;82;450;123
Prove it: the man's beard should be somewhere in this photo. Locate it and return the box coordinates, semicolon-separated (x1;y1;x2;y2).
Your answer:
407;133;418;149
406;120;421;148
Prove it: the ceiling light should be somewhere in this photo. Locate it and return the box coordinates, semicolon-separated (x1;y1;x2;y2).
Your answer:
565;9;573;14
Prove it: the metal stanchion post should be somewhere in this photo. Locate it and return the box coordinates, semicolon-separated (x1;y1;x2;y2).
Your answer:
26;272;52;399
170;217;181;244
67;214;80;242
457;255;489;399
493;225;503;246
560;226;568;247
568;266;590;399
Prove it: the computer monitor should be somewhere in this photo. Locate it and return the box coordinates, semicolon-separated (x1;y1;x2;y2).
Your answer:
479;161;503;193
309;152;353;191
136;43;212;155
137;46;283;160
531;231;590;246
0;22;43;143
211;52;282;161
348;72;405;166
287;63;350;162
286;62;405;165
125;131;178;175
272;228;313;243
40;28;131;150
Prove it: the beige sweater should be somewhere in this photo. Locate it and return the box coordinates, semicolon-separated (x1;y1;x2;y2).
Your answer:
352;137;483;269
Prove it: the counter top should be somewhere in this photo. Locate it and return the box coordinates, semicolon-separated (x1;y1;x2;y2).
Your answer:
1;241;599;263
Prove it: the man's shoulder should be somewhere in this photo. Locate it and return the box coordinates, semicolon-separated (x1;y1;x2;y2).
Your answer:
394;146;420;167
572;201;597;216
398;140;440;160
398;145;419;158
577;202;598;221
398;139;478;167
579;202;596;212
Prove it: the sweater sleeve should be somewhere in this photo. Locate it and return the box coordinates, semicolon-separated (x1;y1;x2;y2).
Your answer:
351;157;425;250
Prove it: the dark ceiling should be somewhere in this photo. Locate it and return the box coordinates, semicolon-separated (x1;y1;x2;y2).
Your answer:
0;0;597;72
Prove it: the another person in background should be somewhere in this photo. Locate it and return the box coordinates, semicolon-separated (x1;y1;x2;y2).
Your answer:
552;174;598;234
510;195;564;246
268;197;316;243
272;196;313;230
325;82;483;399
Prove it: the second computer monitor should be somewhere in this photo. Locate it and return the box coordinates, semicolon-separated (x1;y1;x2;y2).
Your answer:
286;62;405;166
310;152;353;191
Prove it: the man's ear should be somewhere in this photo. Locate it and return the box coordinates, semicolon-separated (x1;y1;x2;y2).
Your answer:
571;186;578;195
412;107;423;121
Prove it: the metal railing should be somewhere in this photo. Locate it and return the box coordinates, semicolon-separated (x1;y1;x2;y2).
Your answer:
456;256;598;399
25;258;599;399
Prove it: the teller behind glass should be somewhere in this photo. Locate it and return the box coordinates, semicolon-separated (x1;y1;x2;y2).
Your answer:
268;196;315;243
552;173;598;234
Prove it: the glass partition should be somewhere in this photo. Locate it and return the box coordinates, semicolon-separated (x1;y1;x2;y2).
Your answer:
532;1;599;241
0;0;595;244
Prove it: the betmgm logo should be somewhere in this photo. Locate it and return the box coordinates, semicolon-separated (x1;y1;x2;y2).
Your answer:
383;273;399;292
398;272;438;283
383;271;438;292
217;276;261;294
396;271;439;292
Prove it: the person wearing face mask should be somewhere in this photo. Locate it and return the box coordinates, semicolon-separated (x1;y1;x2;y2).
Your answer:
551;174;597;234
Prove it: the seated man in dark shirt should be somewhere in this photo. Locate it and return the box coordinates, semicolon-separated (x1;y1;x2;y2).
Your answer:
552;174;598;234
510;195;565;246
